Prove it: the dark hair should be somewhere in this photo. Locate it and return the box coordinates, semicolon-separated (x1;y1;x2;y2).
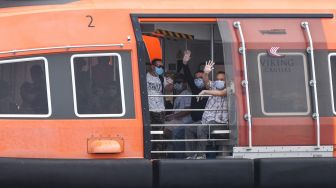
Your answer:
217;71;225;75
194;70;204;74
151;58;162;66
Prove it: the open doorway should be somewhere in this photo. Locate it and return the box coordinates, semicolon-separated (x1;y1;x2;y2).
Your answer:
139;21;233;159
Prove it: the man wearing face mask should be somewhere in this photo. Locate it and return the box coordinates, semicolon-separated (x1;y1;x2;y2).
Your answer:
147;59;166;157
165;73;192;158
195;60;228;159
180;50;209;159
147;59;165;121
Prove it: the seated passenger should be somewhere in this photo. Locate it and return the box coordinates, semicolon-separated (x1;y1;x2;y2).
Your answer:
196;60;228;159
92;56;114;90
165;74;192;158
179;50;209;159
19;65;48;114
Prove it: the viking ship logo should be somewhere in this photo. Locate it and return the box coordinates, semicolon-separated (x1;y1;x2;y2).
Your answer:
267;47;284;57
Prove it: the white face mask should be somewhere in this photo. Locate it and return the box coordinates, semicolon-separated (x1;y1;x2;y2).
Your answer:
194;78;204;89
214;80;225;90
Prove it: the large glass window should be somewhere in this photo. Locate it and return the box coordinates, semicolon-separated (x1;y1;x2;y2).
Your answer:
0;57;51;117
328;54;336;114
258;53;310;116
71;53;125;117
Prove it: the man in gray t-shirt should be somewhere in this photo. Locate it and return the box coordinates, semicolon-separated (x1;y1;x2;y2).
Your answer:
165;74;192;158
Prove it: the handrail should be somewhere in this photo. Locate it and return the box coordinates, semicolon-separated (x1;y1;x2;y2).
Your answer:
150;130;230;134
0;43;124;55
148;94;212;97
233;21;252;149
151;139;228;142
149;109;227;112
301;21;321;148
150;123;227;127
151;150;231;154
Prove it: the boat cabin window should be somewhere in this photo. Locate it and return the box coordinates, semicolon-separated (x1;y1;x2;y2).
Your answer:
71;53;125;117
0;57;51;117
258;53;311;115
328;54;336;114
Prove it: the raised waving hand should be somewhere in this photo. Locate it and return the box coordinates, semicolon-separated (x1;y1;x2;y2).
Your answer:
204;60;215;74
182;50;191;65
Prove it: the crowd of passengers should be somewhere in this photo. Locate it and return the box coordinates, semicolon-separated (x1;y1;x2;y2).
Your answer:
147;50;228;159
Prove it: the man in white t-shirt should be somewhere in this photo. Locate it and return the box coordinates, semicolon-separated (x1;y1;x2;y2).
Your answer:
147;59;166;158
147;59;165;124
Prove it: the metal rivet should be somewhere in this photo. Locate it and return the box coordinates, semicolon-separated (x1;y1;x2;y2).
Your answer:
241;80;248;87
243;114;250;121
312;113;319;119
307;47;311;53
239;47;244;54
309;80;315;86
233;21;240;28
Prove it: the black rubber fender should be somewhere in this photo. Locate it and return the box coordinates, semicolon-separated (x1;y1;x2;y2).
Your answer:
153;159;254;188
0;158;152;188
255;158;336;188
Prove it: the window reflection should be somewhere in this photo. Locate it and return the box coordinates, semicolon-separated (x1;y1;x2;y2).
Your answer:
0;59;49;115
73;55;123;115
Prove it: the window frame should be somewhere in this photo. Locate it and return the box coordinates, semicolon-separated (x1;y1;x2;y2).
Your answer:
257;52;311;116
0;57;52;118
328;53;336;115
70;53;126;118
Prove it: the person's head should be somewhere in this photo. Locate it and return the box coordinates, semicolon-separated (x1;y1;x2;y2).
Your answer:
194;70;205;89
214;71;226;90
30;65;44;83
150;59;164;76
174;74;187;93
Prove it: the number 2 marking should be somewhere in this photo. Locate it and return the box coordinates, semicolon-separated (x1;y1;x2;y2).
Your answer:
86;15;95;27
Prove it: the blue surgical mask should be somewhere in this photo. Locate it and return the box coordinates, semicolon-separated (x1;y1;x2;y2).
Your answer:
155;67;164;76
194;78;204;89
174;83;183;91
214;80;225;90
